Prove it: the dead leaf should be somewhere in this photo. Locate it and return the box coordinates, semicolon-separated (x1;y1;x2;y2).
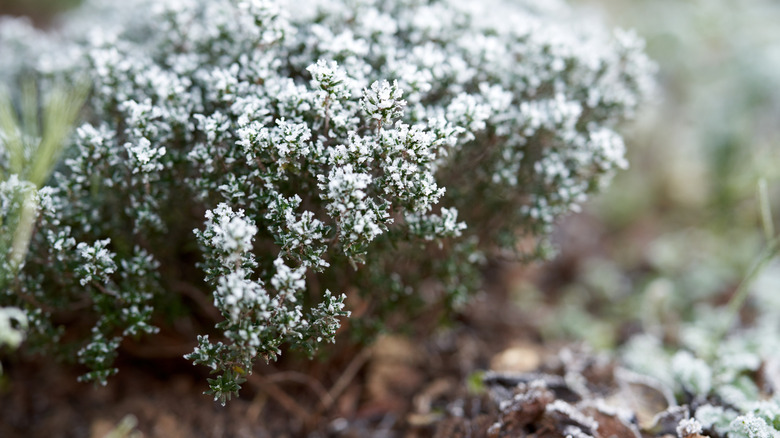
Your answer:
490;344;542;373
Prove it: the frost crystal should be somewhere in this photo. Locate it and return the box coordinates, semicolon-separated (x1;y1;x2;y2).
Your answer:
672;350;712;396
75;239;117;286
361;80;406;126
677;418;703;438
125;138;166;173
729;414;777;438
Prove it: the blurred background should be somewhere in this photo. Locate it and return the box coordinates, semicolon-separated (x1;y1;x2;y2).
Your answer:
0;0;82;26
525;0;780;349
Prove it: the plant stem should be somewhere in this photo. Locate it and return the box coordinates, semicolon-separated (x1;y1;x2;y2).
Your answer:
717;179;779;342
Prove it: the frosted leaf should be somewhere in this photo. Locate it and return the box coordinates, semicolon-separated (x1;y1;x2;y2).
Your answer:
361;80;406;126
728;414;777;438
671;350;712;396
124;138;166;173
676;418;703;438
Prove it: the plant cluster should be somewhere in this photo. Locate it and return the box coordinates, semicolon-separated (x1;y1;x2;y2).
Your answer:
618;234;780;437
0;0;652;403
621;310;780;438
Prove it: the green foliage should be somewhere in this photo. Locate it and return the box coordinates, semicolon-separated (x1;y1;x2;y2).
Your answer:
205;369;247;407
0;80;88;285
0;80;86;376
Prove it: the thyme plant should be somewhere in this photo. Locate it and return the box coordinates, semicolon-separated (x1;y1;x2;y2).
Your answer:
0;0;653;403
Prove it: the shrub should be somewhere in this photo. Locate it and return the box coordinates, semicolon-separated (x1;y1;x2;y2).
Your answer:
0;0;653;403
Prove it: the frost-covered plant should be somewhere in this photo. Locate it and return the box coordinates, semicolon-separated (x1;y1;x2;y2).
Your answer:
0;78;86;375
620;249;780;438
0;0;652;403
0;80;87;284
620;324;780;437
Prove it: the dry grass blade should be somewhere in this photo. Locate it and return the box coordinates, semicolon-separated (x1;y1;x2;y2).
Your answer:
247;373;313;424
318;347;372;414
